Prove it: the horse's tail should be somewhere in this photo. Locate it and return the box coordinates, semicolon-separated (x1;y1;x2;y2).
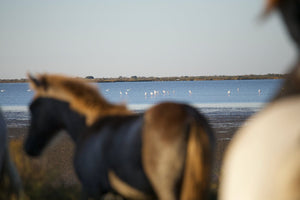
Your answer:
180;110;214;200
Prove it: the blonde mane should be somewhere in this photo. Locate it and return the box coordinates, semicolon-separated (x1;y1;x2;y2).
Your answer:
29;74;131;125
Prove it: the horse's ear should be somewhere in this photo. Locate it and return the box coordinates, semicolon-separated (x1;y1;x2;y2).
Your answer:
28;73;49;91
28;73;41;88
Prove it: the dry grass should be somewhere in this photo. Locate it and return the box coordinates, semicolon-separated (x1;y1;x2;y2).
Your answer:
5;135;81;200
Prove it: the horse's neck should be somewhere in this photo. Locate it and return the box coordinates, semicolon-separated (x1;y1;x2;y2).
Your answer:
88;99;132;125
58;96;131;140
65;93;131;126
59;103;87;141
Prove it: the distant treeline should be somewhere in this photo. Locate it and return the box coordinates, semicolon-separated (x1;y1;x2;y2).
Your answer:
0;74;286;83
92;74;286;82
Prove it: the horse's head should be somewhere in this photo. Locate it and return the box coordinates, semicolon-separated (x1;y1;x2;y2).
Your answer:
25;98;66;156
24;75;66;156
24;73;131;156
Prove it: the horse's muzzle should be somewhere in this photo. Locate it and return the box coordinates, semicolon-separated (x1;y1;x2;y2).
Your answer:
23;139;42;157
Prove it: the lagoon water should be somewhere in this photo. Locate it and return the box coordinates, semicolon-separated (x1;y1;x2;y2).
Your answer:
0;79;282;129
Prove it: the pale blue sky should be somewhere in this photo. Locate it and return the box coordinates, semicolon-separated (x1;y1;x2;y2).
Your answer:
0;0;297;79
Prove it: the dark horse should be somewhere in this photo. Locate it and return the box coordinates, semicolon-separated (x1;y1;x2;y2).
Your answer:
0;109;23;199
24;74;215;200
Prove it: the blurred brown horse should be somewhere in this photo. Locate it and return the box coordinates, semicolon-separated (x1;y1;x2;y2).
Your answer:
24;74;215;200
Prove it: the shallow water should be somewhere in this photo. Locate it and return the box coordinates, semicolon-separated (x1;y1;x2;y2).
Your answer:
0;79;281;129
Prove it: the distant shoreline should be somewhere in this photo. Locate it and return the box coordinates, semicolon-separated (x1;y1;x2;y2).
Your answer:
0;74;286;83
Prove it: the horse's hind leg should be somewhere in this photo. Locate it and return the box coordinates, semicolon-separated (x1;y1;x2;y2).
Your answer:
143;137;186;200
142;104;188;200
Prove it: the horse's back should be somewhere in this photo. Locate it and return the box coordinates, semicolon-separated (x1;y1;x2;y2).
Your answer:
143;102;213;142
220;96;300;200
